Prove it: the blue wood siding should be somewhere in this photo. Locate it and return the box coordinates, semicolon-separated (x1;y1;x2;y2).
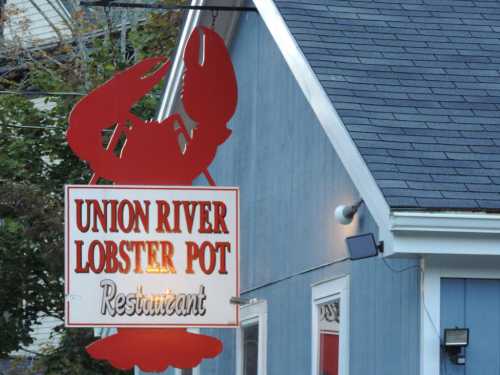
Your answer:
350;256;420;375
441;278;500;374
140;10;420;375
201;10;359;373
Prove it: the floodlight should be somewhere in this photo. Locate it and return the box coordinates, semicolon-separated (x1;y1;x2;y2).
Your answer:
444;328;469;347
444;328;469;365
345;233;383;260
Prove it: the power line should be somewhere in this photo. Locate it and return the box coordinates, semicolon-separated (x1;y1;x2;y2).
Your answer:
80;1;258;12
0;123;117;131
0;90;85;97
1;124;60;130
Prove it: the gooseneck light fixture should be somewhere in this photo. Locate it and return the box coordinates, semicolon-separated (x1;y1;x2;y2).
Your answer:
334;199;364;225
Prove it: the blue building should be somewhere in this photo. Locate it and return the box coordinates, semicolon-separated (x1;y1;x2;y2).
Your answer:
140;1;500;374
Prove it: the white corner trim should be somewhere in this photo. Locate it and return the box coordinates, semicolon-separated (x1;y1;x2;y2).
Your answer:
311;276;349;375
420;258;440;375
389;211;500;256
236;300;268;375
253;0;391;237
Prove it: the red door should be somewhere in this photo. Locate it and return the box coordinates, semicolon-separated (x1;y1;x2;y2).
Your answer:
319;332;339;375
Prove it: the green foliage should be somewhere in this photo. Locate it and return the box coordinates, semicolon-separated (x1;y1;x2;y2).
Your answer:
0;184;64;357
129;9;181;60
0;3;183;372
35;329;128;375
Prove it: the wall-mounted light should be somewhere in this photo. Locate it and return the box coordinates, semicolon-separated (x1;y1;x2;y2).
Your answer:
345;233;383;260
444;328;469;365
334;200;363;225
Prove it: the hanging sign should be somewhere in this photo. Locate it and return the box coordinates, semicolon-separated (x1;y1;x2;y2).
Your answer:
65;185;239;328
64;24;238;371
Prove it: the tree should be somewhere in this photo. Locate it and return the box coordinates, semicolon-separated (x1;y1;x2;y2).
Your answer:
0;1;183;372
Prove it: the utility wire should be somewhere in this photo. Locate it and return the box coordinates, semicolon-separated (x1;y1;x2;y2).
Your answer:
381;257;449;373
80;1;258;12
0;123;117;131
381;258;439;335
1;124;59;130
0;90;85;96
382;257;421;273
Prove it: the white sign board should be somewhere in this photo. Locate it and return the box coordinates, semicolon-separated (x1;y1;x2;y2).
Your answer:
65;185;239;328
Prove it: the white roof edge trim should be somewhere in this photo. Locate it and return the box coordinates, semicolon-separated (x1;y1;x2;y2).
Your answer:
391;211;500;234
389;211;500;257
253;0;391;235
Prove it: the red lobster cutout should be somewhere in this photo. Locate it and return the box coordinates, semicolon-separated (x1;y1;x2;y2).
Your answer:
67;26;237;186
67;26;237;372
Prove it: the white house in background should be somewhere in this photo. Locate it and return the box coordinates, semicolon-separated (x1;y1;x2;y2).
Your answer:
13;97;62;358
2;0;72;48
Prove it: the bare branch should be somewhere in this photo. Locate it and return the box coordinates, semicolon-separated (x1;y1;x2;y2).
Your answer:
19;346;46;357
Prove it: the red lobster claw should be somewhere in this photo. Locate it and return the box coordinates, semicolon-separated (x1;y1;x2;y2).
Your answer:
112;57;170;122
182;26;237;144
67;57;170;178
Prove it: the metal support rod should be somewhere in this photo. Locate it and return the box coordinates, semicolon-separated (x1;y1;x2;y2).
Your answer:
79;1;258;12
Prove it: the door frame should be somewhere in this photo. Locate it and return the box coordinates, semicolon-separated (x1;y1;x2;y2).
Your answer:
420;255;500;375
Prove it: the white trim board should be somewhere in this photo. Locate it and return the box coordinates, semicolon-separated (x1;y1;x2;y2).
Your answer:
311;276;350;375
420;255;500;375
236;300;268;375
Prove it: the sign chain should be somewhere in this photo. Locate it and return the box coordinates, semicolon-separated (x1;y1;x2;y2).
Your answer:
211;9;218;29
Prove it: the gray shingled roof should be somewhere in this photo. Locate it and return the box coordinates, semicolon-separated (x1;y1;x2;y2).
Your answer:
275;0;500;211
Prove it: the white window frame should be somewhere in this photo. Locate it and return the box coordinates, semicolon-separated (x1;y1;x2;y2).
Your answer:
236;300;267;375
311;275;350;375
